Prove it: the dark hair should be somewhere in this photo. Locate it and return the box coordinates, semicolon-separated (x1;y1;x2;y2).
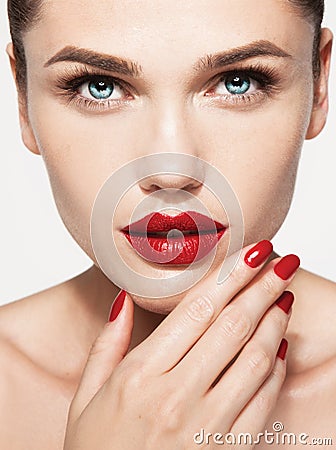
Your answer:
7;0;324;100
7;0;44;100
289;0;324;80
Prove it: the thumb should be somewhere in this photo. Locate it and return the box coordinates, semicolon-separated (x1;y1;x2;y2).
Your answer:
68;289;134;422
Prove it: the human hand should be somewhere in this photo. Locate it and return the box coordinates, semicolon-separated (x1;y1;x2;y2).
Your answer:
63;240;299;449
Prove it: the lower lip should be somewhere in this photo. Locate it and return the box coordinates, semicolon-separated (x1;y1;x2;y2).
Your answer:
122;229;226;265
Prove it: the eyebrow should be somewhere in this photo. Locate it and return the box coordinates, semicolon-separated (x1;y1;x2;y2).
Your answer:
44;40;291;77
193;39;291;72
44;45;143;77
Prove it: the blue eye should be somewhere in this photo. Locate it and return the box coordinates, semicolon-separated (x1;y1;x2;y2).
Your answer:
225;74;251;95
88;80;114;100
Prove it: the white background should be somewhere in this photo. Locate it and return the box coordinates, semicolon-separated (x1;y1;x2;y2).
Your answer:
0;2;335;305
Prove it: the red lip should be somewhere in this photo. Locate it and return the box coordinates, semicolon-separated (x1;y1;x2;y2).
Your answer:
121;211;227;265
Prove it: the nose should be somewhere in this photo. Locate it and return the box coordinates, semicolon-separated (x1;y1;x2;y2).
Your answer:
137;105;206;194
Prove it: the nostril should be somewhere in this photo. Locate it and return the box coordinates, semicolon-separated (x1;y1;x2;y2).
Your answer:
139;173;203;192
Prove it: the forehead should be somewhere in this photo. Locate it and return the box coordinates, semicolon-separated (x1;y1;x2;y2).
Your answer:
27;0;313;72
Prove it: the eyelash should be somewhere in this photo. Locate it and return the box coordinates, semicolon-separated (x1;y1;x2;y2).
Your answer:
54;63;281;112
205;62;281;107
54;65;132;112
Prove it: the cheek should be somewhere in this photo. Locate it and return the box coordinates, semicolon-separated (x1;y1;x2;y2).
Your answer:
26;95;161;259
203;88;312;242
27;100;133;257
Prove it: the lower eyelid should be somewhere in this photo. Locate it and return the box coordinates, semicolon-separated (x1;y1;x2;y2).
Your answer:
69;96;128;113
203;89;271;109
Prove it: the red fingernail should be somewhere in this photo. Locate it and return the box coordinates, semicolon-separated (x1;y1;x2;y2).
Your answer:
244;240;273;268
109;290;126;322
275;291;294;314
276;338;288;360
274;254;300;280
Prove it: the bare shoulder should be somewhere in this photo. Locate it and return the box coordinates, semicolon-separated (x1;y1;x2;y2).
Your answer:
0;287;57;367
273;269;336;430
0;278;86;381
0;280;66;334
287;268;336;370
0;336;71;450
0;288;76;450
255;269;336;446
0;282;76;392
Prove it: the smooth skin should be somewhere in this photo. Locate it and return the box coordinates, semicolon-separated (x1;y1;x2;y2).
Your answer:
0;0;335;448
65;245;295;449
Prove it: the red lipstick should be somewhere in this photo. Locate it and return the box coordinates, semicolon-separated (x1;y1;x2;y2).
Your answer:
121;211;226;265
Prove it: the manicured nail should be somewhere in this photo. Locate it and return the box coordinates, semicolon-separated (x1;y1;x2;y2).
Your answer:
275;291;294;314
276;338;288;360
109;290;126;322
274;254;300;280
244;240;273;268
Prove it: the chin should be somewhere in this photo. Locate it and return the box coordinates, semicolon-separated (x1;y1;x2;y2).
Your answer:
131;292;184;315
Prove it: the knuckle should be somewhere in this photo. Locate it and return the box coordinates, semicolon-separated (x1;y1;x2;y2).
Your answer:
260;274;279;297
268;308;288;334
229;258;250;285
255;392;274;414
247;346;273;377
254;361;287;414
219;305;252;341
184;294;215;324
114;357;147;392
272;356;287;383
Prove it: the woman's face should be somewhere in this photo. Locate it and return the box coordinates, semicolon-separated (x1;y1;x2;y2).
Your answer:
14;0;326;312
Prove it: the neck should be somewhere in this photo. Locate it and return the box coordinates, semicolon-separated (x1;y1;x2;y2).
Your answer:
67;263;166;352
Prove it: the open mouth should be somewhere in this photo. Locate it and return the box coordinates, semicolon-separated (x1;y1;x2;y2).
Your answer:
121;210;227;265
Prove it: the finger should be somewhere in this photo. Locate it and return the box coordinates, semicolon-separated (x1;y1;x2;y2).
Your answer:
231;341;287;441
170;256;296;393
134;240;274;372
202;301;292;429
68;290;134;423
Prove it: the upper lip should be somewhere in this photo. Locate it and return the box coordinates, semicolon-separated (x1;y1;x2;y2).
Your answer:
121;211;226;235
